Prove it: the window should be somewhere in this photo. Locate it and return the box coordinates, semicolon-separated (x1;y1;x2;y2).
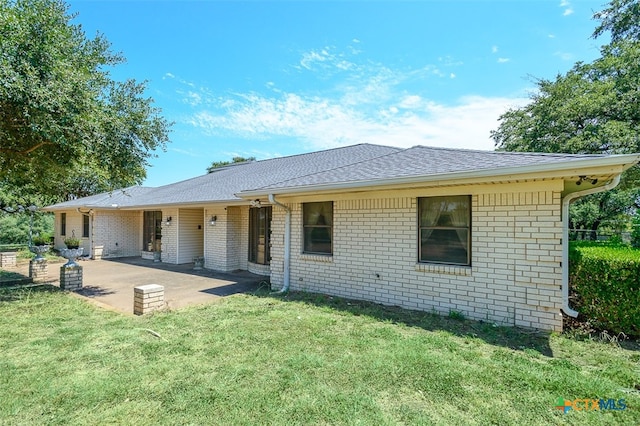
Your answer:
82;214;90;238
303;201;333;255
418;195;470;265
60;213;66;236
248;206;272;265
143;211;162;252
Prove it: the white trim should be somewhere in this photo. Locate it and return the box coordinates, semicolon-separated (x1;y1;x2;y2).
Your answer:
239;154;640;198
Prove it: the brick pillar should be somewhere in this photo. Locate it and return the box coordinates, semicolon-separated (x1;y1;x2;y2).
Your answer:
60;265;83;291
0;252;17;268
29;259;48;283
134;284;165;315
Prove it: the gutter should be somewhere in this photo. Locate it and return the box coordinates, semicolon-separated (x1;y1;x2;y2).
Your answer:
268;194;291;293
561;174;621;318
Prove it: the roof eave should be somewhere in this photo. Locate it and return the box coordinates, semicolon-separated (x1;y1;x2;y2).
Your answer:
238;154;640;198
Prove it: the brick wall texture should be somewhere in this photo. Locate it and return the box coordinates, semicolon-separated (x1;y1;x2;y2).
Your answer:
270;185;564;332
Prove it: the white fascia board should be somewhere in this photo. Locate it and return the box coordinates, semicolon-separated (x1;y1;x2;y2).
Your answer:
237;154;640;198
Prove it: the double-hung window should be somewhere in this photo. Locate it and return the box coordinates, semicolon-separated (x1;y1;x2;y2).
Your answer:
303;201;333;255
82;214;90;238
418;195;471;265
60;213;67;236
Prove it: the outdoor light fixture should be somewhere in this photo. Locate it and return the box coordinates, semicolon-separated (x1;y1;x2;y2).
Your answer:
165;216;172;226
575;176;599;186
209;215;217;226
250;199;262;208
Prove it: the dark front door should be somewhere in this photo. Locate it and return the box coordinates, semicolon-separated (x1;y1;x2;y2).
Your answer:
249;206;271;265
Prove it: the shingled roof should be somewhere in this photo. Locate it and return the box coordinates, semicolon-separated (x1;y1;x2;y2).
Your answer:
45;143;640;210
45;144;400;209
242;145;614;194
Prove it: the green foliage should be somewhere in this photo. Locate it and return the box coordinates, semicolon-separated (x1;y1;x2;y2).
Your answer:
207;156;256;173
569;243;640;336
632;214;640;247
0;0;172;206
63;235;80;248
31;232;51;246
0;211;53;244
492;0;640;232
593;0;640;42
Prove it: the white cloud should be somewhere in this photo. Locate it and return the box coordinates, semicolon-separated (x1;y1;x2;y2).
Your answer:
497;57;510;63
560;0;573;16
492;46;498;54
188;91;529;152
183;45;526;154
554;51;573;60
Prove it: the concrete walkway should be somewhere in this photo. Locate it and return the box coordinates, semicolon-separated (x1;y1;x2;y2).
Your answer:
11;257;266;314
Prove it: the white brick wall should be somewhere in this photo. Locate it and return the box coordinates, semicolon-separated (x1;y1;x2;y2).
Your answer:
54;210;142;258
270;183;564;332
93;210;142;258
161;208;178;264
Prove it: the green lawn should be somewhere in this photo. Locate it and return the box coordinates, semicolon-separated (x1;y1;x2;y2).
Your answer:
0;285;638;425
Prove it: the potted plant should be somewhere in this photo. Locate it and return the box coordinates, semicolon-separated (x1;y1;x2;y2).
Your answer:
64;235;81;249
61;231;83;267
30;232;52;261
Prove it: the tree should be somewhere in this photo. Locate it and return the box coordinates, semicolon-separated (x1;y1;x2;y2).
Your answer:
0;0;171;211
207;156;256;173
492;0;640;235
593;0;640;42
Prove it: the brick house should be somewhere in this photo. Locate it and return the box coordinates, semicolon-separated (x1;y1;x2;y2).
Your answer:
45;144;640;331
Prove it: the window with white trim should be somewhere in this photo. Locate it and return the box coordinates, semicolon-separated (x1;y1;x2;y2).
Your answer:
418;195;471;265
303;201;333;255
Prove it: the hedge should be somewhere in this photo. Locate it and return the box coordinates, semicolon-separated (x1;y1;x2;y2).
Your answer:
569;243;640;337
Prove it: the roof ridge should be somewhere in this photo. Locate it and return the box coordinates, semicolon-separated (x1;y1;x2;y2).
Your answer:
148;143;402;190
250;145;407;191
410;145;605;157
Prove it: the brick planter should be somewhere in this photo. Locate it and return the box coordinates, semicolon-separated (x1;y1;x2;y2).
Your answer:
0;251;17;268
29;259;48;283
134;284;165;315
60;265;83;291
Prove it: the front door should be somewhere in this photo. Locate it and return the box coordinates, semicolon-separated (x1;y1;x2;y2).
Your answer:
249;206;271;265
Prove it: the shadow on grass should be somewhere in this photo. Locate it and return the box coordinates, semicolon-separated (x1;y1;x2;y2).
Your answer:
253;289;555;357
0;284;61;302
0;269;33;286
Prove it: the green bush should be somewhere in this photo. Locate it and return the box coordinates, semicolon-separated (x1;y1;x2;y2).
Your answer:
632;214;640;248
569;243;640;337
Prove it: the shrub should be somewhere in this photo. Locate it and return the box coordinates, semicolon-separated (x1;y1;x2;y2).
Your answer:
569;243;640;337
632;214;640;248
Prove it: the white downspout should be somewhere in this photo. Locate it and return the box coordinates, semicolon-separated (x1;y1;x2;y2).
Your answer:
561;174;621;317
268;194;291;293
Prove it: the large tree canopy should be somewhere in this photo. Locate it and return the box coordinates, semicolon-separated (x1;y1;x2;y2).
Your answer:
0;0;171;210
491;0;640;233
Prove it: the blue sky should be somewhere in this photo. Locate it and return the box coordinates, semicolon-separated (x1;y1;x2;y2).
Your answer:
68;0;608;187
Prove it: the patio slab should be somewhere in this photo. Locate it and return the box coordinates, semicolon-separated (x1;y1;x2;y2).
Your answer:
11;257;266;314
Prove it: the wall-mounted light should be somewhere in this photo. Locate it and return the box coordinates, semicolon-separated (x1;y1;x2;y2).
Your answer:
165;216;172;226
209;215;217;226
250;199;262;208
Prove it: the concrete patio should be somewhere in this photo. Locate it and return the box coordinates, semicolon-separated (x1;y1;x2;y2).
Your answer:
10;257;266;314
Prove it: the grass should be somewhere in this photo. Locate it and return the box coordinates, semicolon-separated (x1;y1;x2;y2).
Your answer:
0;286;638;425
